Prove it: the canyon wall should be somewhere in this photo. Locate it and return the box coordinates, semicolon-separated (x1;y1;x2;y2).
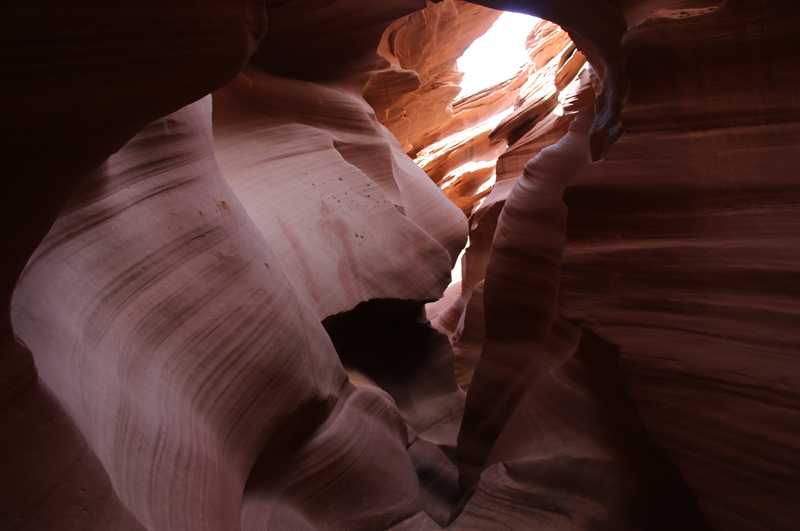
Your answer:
2;1;799;531
393;1;800;530
561;2;800;529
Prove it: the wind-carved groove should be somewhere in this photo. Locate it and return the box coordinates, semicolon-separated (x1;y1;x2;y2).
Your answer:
452;0;631;161
4;1;790;530
448;109;710;530
456;109;596;488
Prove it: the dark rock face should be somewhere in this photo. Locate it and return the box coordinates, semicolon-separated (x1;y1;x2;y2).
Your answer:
561;2;800;529
2;3;269;530
1;0;268;295
2;1;799;530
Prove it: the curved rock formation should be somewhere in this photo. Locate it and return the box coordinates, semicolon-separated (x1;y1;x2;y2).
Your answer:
404;19;591;220
6;2;469;529
1;0;268;303
456;110;599;488
212;70;462;320
4;1;800;530
210;0;470;458
2;3;268;529
441;109;706;531
450;0;630;161
11;97;424;531
426;1;799;530
364;0;503;156
560;2;800;529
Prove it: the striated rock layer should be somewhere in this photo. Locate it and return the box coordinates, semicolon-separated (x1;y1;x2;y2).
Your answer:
211;0;470;459
424;1;799;531
212;70;462;321
5;1;470;529
560;2;800;529
364;0;503;156
1;3;268;529
3;1;800;530
403;17;594;221
11;97;425;531
428;1;800;531
448;108;708;531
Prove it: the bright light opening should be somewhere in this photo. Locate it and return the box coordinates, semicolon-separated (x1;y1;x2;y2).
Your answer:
451;241;467;284
456;11;541;100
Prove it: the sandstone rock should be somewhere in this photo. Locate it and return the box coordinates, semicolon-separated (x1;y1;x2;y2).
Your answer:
0;379;146;531
560;2;800;529
11;98;421;531
1;0;269;301
451;109;708;531
457;111;598;485
364;0;503;156
400;18;592;220
5;1;800;530
212;70;463;320
2;3;269;529
211;6;471;482
250;0;428;82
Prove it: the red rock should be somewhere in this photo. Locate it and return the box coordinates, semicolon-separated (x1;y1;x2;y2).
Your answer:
395;16;591;220
560;2;800;529
451;109;708;531
323;299;466;447
2;3;269;529
365;0;503;156
0;379;146;531
1;0;269;299
459;0;630;161
11;98;421;531
456;110;597;486
212;69;465;320
5;1;799;530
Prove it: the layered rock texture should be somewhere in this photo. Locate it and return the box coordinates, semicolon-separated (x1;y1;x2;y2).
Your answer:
424;2;800;531
412;19;590;217
363;0;502;156
561;3;800;528
3;1;800;531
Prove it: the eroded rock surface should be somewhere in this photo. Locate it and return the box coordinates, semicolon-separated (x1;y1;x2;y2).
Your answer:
3;1;800;531
561;2;800;529
11;97;427;531
212;71;463;320
364;0;503;156
408;19;589;218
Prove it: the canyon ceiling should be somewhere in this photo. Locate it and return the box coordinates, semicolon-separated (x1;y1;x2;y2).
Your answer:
1;1;798;530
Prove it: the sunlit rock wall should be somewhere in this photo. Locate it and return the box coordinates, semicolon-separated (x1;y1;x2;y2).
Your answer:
389;16;588;218
364;0;502;156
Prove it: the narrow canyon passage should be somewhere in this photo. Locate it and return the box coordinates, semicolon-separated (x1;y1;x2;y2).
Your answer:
2;1;799;531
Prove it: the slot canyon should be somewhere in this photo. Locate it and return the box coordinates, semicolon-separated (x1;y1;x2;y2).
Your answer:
1;0;799;530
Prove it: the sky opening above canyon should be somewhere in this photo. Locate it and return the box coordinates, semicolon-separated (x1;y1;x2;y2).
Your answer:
457;11;541;100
